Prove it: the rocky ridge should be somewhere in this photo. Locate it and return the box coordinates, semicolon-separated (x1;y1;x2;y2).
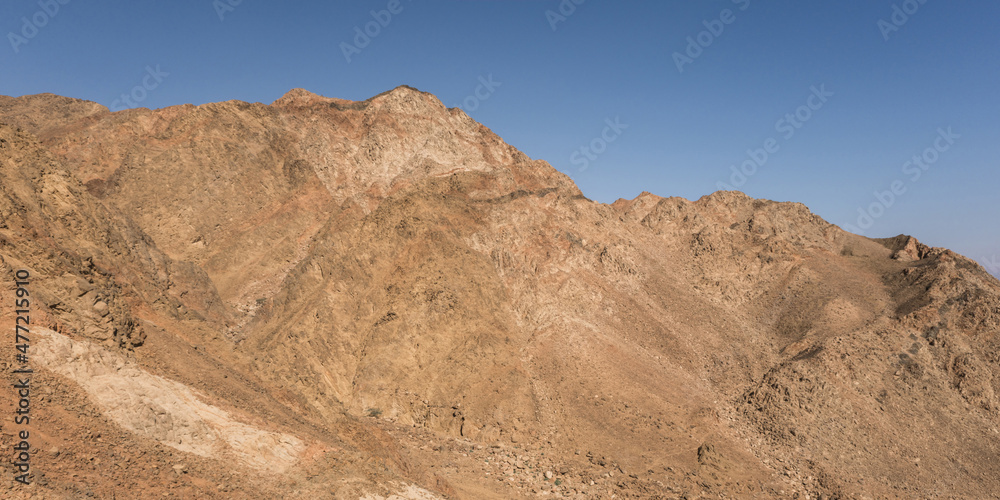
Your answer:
1;87;998;498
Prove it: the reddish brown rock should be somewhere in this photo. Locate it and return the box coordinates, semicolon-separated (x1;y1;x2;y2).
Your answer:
1;88;999;499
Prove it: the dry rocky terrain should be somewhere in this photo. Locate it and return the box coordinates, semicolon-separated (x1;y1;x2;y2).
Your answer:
1;87;998;499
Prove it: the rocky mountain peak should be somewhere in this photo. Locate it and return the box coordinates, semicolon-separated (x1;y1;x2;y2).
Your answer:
1;88;998;499
270;87;352;108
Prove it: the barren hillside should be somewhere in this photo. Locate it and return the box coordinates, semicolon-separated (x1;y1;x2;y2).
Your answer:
2;88;999;499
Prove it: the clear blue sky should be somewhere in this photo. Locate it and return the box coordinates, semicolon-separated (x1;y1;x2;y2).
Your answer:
2;0;997;274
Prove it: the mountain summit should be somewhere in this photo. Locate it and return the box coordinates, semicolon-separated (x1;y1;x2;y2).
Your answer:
1;88;998;498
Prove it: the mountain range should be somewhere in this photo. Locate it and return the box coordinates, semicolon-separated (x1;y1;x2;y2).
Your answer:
1;86;999;499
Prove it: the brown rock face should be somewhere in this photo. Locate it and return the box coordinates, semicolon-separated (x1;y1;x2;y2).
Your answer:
2;87;999;499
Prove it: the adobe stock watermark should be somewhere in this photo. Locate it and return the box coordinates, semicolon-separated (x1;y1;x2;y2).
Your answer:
110;66;169;112
672;0;751;73
878;0;930;41
213;0;243;22
981;255;1000;277
843;127;959;235
569;117;628;173
7;0;72;54
545;0;586;32
716;84;833;191
340;0;411;63
453;74;501;114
